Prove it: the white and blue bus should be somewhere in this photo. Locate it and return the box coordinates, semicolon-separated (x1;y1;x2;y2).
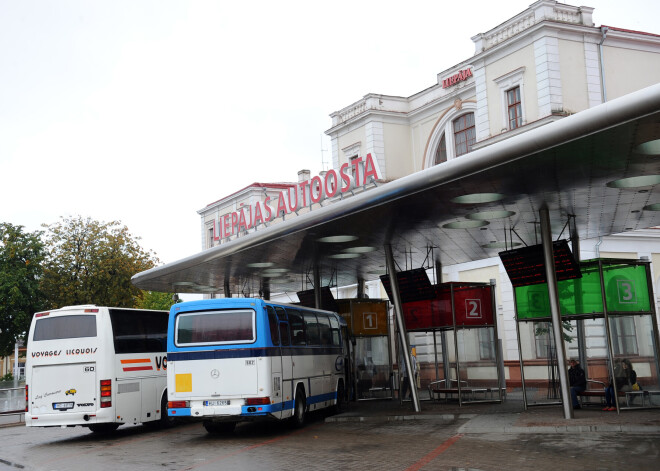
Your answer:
166;298;349;433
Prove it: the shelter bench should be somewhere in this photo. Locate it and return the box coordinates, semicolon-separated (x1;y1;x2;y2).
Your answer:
577;380;653;407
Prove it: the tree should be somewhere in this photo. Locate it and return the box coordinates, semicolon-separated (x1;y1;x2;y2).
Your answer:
135;290;181;311
0;223;46;356
41;216;159;309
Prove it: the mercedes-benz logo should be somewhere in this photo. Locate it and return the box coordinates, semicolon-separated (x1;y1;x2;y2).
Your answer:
210;369;220;379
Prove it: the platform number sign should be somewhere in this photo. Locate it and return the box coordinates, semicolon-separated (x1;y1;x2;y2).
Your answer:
527;290;548;314
465;299;482;319
363;311;378;330
617;279;637;304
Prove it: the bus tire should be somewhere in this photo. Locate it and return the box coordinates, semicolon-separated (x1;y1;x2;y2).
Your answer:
203;420;236;434
148;392;175;429
333;380;346;414
290;387;306;428
88;423;120;434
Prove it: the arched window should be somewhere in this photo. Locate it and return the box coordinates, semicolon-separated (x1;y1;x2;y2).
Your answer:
434;134;447;165
453;113;476;157
425;103;477;169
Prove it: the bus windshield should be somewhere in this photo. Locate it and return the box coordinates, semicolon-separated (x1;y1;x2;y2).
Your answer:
32;315;97;341
175;309;255;346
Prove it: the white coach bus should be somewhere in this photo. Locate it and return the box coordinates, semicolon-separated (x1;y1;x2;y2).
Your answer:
25;305;170;433
167;298;349;433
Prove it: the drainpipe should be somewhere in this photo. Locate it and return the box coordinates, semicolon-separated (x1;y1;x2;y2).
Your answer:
599;26;609;103
595;237;603;258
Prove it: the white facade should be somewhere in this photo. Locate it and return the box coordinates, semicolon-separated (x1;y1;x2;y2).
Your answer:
324;0;660;377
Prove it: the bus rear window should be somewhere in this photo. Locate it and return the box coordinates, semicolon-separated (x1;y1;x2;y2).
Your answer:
176;309;255;345
33;315;97;341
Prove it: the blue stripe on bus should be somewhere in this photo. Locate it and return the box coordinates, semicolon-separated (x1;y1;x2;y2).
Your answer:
168;408;191;417
169;346;343;362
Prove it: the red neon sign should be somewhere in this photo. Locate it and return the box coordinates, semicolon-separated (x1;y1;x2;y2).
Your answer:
442;68;473;89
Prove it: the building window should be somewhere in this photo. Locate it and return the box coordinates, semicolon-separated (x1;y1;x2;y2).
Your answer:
453;113;476;157
611;317;638;356
534;322;555;359
434;134;447;165
479;328;496;360
507;87;522;129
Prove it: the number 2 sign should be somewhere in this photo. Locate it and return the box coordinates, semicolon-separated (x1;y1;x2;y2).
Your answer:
465;299;482;319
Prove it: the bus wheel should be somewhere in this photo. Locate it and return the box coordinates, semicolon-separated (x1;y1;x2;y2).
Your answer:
290;388;306;428
334;381;346;414
88;423;120;434
148;393;175;429
203;420;236;434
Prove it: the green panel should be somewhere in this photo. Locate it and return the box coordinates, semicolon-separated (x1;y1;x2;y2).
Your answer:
557;268;605;316
515;284;552;319
515;261;651;319
602;264;650;312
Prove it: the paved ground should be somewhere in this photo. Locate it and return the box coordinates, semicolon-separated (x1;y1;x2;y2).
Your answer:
2;392;659;470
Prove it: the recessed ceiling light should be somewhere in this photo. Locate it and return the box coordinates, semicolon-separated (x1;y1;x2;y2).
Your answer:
607;175;660;188
643;203;660;211
634;139;660;155
342;246;376;254
261;272;284;277
263;268;289;274
247;262;275;268
451;193;505;204
328;253;361;259
442;220;490;229
466;210;515;220
318;235;359;243
172;281;195;286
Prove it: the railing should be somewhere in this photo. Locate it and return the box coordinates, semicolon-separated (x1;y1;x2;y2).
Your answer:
0;386;25;413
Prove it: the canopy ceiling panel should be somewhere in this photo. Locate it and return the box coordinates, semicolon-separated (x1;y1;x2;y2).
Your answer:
133;84;660;296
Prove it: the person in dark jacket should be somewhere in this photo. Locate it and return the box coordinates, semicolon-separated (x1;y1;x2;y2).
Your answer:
568;359;587;409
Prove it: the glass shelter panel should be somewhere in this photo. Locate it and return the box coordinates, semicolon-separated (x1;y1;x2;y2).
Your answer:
355;336;392;399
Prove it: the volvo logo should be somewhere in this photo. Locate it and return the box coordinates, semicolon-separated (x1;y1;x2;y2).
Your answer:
335;356;344;372
210;369;220;379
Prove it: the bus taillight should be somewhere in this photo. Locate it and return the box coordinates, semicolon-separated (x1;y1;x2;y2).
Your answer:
25;385;28;412
168;401;189;409
246;397;270;405
100;379;112;408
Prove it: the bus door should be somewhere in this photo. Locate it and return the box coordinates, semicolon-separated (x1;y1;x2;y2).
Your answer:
274;307;292;418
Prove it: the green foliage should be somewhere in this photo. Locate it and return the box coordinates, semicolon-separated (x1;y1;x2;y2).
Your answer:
0;223;46;356
1;372;14;382
135;290;181;311
41;216;159;309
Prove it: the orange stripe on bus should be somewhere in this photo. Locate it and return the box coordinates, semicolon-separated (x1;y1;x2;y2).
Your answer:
120;359;151;364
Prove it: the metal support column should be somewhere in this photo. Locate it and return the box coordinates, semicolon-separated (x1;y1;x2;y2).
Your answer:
571;223;588;374
313;264;321;309
385;244;421;412
224;280;231;298
540;207;573;419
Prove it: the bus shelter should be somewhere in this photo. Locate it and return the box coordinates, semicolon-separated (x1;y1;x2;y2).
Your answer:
513;257;660;411
336;299;393;400
381;269;504;406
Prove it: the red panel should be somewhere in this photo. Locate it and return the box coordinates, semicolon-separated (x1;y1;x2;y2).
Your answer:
451;285;494;326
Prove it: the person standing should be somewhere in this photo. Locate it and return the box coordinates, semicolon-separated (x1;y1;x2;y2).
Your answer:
568;359;586;409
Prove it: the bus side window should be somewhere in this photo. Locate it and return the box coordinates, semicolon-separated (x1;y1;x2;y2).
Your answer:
266;306;280;346
287;310;306;345
303;312;320;346
329;316;341;346
274;307;290;346
318;315;332;346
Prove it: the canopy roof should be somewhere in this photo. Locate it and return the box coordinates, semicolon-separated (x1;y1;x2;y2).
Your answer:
132;84;660;296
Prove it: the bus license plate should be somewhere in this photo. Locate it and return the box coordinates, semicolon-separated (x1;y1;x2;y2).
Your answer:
204;400;230;406
52;402;74;410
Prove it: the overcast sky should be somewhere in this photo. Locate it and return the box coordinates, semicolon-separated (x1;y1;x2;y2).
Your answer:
2;0;659;272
